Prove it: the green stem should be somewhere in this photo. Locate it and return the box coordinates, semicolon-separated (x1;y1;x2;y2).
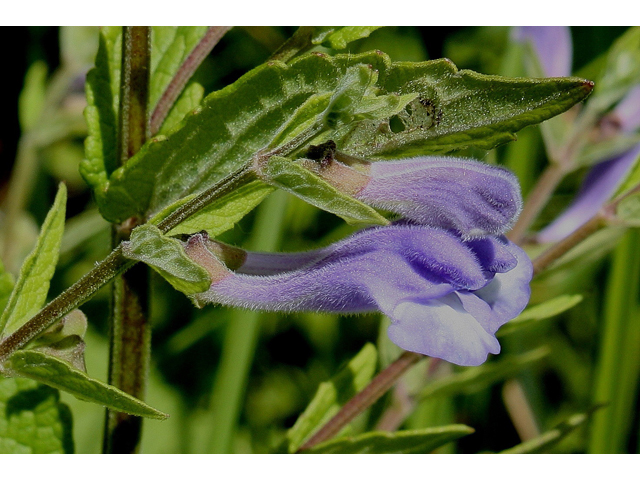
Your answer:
155;166;256;233
150;26;232;135
207;189;289;453
103;26;152;454
116;27;151;164
588;228;640;453
297;351;424;451
0;246;134;365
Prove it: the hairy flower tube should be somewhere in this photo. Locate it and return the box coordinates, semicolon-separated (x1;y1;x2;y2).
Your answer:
185;224;532;366
296;154;523;239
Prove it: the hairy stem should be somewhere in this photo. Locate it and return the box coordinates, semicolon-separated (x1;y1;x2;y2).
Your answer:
116;27;151;164
104;26;152;454
297;351;424;451
150;26;232;135
0;246;134;365
0;166;259;366
155;165;256;233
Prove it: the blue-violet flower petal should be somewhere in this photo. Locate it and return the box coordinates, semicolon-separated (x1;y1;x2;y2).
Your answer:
512;26;573;77
188;225;532;366
355;157;523;239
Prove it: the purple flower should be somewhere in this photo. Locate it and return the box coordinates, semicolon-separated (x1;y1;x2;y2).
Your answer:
512;26;573;77
536;85;640;243
537;145;640;243
513;27;640;242
355;157;522;239
187;224;533;366
298;155;523;239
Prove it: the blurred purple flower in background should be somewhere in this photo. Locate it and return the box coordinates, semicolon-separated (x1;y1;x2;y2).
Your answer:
183;157;533;366
538;87;640;242
513;26;640;243
512;26;573;77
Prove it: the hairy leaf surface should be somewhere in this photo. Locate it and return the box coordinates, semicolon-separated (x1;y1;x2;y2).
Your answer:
97;51;591;226
262;156;388;225
121;224;211;295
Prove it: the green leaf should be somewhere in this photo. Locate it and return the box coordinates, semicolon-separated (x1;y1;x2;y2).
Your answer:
305;425;474;454
0;376;73;453
311;27;382;50
160;180;275;237
262;156;388;226
121;224;211;295
418;348;549;400
339;62;594;158
81;27;210;195
501;408;602;454
0;184;67;337
18;61;48;132
96;52;399;222
5;350;167;420
81;26;122;190
323;64;418;128
98;51;591;224
588;229;640;453
497;294;583;337
285;343;377;453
